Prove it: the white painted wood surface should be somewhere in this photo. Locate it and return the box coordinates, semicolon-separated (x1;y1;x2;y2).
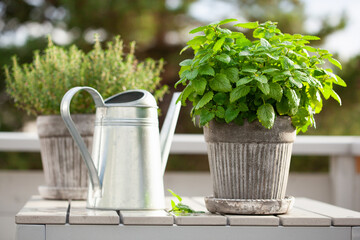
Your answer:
15;196;68;224
15;196;360;240
295;198;360;226
69;201;119;225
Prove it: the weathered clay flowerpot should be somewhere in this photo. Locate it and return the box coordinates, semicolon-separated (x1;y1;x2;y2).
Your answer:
203;116;296;214
37;114;95;200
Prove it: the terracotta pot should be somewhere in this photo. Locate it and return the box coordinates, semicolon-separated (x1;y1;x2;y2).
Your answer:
36;114;95;200
203;116;296;214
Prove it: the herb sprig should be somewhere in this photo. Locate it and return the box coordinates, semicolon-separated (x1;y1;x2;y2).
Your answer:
168;189;205;215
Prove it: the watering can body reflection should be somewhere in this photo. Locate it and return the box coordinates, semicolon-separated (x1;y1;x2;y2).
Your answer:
60;87;181;210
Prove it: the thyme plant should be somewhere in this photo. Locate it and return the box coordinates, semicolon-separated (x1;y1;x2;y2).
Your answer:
5;36;167;116
176;20;346;133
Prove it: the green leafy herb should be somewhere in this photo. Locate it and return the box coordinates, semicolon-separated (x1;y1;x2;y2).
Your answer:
176;19;345;132
5;36;166;116
167;189;205;215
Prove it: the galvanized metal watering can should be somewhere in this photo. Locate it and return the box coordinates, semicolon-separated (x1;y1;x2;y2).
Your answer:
60;86;180;210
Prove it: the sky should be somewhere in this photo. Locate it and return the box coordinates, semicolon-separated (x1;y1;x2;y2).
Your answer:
303;0;360;60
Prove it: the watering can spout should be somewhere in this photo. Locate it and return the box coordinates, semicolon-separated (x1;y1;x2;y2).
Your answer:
159;92;181;175
60;87;104;194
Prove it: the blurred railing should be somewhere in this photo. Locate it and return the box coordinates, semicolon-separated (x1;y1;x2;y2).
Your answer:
0;132;359;211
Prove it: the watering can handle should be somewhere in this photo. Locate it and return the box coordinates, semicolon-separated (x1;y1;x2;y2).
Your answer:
60;86;104;193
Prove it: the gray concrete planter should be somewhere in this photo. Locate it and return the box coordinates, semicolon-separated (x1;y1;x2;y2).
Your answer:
203;116;296;214
36;114;95;200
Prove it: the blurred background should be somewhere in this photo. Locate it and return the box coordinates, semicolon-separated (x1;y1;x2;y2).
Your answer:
0;0;359;172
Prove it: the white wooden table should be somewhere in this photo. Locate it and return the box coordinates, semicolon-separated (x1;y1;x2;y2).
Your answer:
16;196;360;240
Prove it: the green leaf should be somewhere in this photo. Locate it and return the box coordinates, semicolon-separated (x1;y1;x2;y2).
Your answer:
191;77;207;95
238;102;249;111
260;38;271;48
184;69;198;80
328;57;342;70
302;35;321;41
236;37;252;47
334;75;347;87
199;65;215;76
268;82;283;102
224;67;239;83
189;25;208;34
171;200;176;209
187;36;207;46
180;45;190;55
218;18;238;25
213;37;225;52
225;105;241;123
215;106;225;118
209;74;232;92
303;46;317;52
181;85;195;105
257;82;270;95
241;67;257;73
276;99;289;115
282;56;295;69
200;110;215;126
285;89;300;108
174;78;187;88
253;27;265;39
289;76;303;88
262;68;279;74
257;103;275;129
195;91;214;109
239;50;252;56
213;92;228;105
179;59;193;66
234;21;259;29
215;54;231;64
255;75;268;83
168;189;182;202
236;77;252;86
230;86;250;102
200;52;212;64
330;89;342;105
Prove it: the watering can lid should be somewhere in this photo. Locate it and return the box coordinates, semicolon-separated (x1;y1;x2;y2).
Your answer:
103;89;157;108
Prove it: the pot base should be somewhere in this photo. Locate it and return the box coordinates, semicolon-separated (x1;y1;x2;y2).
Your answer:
38;185;87;200
205;196;294;215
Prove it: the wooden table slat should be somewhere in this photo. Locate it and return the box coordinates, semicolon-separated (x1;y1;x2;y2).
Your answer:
15;196;68;224
120;210;173;225
228;215;280;226
69;201;119;225
279;207;331;226
295;198;360;226
168;197;227;226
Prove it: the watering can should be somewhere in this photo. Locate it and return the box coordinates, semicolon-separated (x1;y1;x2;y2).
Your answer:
60;86;181;210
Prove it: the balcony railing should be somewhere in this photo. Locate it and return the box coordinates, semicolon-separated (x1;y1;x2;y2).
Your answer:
0;132;359;211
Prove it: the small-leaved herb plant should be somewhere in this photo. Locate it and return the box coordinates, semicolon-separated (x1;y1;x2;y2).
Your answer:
168;189;205;215
5;36;167;116
176;19;346;132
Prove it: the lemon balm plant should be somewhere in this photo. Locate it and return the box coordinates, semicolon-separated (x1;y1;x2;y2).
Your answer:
176;19;345;133
176;19;346;215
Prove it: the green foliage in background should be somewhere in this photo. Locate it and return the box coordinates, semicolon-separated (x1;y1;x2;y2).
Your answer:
176;20;346;133
4;36;167;116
